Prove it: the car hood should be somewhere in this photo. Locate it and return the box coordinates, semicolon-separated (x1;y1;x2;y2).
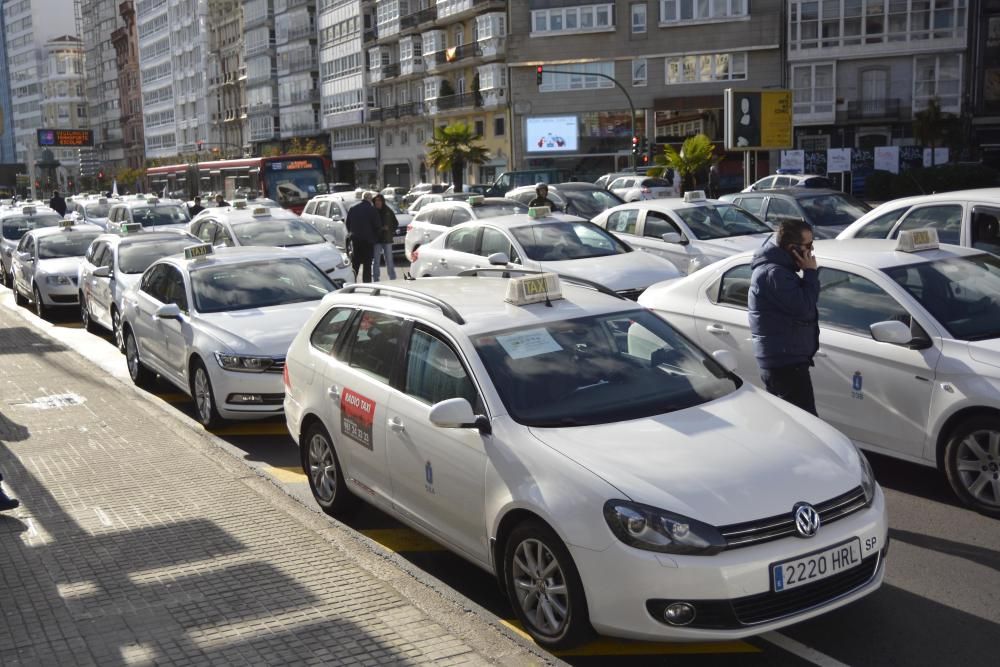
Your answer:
38;257;85;276
526;387;861;526
696;233;771;257
282;242;340;270
810;224;849;240
966;337;1000;370
193;302;322;356
538;251;681;291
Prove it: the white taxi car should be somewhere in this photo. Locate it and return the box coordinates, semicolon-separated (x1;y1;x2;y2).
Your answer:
107;197;191;231
639;230;1000;517
608;175;677;202
11;221;103;317
1;205;63;288
188;205;353;287
403;196;527;261
67;196;117;229
121;245;339;426
283;272;886;648
78;225;200;348
409;209;681;298
592;192;774;275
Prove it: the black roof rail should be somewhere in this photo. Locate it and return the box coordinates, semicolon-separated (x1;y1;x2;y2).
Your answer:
339;283;465;324
456;267;625;300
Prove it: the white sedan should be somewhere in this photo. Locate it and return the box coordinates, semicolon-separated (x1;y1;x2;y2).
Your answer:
639;231;1000;517
409;211;681;298
592;193;774;275
11;222;103;317
188;206;354;287
608;175;677;202
284;272;886;648
121;245;339;427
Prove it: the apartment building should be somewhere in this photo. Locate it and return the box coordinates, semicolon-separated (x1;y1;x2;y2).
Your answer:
111;0;145;171
81;0;127;174
788;0;968;152
506;1;783;178
38;35;89;179
208;0;247;157
319;0;376;185
136;0;212;159
0;8;16;163
244;0;280;149
275;0;324;145
970;0;1000;166
365;0;511;187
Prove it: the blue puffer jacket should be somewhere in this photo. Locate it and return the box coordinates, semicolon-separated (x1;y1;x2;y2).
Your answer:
747;240;820;369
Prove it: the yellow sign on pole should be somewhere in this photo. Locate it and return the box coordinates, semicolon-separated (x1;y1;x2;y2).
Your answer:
760;91;793;150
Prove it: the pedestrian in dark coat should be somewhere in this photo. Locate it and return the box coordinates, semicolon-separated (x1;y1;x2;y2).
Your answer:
372;194;398;281
49;192;67;217
346;193;380;282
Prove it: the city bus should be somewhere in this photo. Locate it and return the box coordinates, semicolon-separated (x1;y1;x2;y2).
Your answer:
146;155;329;213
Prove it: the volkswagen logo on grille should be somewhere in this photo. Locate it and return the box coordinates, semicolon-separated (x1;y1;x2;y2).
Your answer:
793;502;821;538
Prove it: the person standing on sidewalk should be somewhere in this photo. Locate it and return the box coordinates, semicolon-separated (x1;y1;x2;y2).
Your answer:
372;194;398;282
748;219;820;416
0;472;19;511
346;192;379;282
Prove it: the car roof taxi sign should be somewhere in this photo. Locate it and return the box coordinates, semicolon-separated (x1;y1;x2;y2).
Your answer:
684;190;708;203
59;219;74;229
119;222;142;234
527;206;551;219
251;207;269;216
468;195;485;206
232;200;248;210
505;273;563;306
896;228;939;253
22;206;36;215
184;243;215;260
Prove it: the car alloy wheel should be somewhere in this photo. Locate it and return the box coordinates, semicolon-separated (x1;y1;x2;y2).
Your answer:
33;286;46;318
124;329;153;387
191;362;220;428
302;422;355;516
512;538;570;636
945;417;1000;518
81;294;98;333
112;309;124;352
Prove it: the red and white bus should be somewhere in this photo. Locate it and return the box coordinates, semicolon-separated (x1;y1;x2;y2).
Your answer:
146;155;329;213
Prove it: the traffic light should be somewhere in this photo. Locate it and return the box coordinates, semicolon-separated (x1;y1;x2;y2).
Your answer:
536;66;543;86
631;136;639;156
197;140;204;151
97;170;104;180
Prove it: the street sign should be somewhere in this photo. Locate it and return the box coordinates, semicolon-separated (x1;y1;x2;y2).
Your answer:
724;89;793;151
37;129;94;147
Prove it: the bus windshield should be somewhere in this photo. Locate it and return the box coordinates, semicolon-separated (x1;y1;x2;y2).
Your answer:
263;159;325;207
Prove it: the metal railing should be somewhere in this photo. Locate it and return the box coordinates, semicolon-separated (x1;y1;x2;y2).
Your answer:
846;98;901;120
400;5;437;29
431;42;482;66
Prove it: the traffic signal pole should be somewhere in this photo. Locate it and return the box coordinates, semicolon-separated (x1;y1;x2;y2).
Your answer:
535;66;638;170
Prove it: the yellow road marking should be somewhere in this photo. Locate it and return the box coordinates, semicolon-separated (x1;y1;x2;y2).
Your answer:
268;466;307;483
152;392;189;404
500;621;759;656
209;422;289;437
361;528;447;552
57;322;84;329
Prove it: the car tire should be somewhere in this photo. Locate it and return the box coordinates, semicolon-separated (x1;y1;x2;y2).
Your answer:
301;421;357;517
32;285;47;318
190;359;221;428
81;293;98;334
111;308;124;353
14;282;27;306
124;327;155;388
345;238;354;261
2;265;9;288
944;416;1000;518
502;519;593;650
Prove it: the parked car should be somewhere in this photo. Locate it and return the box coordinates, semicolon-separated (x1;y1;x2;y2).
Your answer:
722;188;871;238
408;192;476;215
742;174;834;192
595;169;674;190
11;222;103;317
402;183;449;207
404;197;527;261
608;176;678;202
506;183;624;218
381;186;408;201
1;204;63;288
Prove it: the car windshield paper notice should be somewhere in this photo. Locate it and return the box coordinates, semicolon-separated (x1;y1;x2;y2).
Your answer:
341;389;375;450
495;328;562;359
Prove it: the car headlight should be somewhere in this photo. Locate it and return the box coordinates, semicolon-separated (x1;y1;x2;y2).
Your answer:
858;448;876;505
45;275;72;286
336;252;350;269
214;352;274;373
603;500;726;555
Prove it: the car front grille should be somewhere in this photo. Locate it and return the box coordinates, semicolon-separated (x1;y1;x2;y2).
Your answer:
616;288;644;300
718;486;869;550
49;294;77;304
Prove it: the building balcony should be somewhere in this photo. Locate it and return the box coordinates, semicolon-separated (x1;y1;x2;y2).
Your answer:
278;57;316;76
400;6;437;30
364;28;377;43
288;89;320;105
245;41;274;58
427;43;482;71
285;23;316;43
477;36;505;59
426;92;474;114
248;102;279;116
243;13;273;31
246;70;276;85
369;101;425;122
400;58;424;77
281;123;320;138
369;62;400;84
282;0;310;11
844;98;903;121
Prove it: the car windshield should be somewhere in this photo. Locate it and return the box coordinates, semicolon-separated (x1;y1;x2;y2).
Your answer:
562;189;623;217
119;237;199;274
883;253;1000;341
385;200;404;215
38;232;101;259
799;194;870;227
132;205;190;227
84;203;111;218
232;219;326;247
473;203;528;218
191;259;335;313
642;178;671;188
675;204;772;239
474;310;739;426
510;221;630;261
2;214;62;240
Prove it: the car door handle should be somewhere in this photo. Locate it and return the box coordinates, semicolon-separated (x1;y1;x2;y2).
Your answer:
328;385;340;400
387;417;405;433
706;323;728;334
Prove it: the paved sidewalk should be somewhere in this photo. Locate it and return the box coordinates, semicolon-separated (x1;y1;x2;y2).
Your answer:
0;307;553;666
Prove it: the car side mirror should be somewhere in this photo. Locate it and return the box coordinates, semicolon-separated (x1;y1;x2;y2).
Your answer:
712;349;738;373
487;252;509;266
92;266;111;278
154;303;182;320
428;397;491;435
17;251;32;262
869;320;912;345
662;232;688;245
330;214;342;221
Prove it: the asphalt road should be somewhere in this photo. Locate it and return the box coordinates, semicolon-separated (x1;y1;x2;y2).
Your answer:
7;287;999;667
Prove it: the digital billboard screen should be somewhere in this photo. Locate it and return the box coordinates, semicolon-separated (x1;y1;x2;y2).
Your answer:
526;116;579;153
37;129;94;147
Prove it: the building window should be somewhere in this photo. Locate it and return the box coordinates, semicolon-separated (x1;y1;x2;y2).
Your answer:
664;52;746;84
401;130;408;145
632;58;647;86
494;115;505;136
913;53;962;113
530;4;614;35
632;3;647;32
789;0;967;51
791;62;836;120
475;120;485;136
798;135;831;151
539;61;614;92
660;0;748;24
385;131;393;147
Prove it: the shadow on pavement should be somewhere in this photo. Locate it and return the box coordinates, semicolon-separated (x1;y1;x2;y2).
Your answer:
889;528;1000;573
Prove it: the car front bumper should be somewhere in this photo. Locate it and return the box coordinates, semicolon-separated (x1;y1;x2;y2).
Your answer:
571;486;888;641
37;280;79;306
207;361;287;421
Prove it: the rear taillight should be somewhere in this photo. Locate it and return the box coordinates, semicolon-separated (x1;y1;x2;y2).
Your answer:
406;224;413;232
283;363;290;390
411;249;419;261
641;187;651;194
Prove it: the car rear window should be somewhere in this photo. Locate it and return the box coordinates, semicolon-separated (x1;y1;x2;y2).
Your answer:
642;179;671;188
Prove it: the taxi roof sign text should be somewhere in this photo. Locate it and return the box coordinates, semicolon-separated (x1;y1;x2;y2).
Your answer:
505;273;563;306
184;243;215;260
896;228;939;252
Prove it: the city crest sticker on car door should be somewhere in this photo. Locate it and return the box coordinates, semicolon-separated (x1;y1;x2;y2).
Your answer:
340;388;375;450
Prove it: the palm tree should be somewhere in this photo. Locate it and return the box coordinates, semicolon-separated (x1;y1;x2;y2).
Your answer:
424;121;490;191
650;133;718;195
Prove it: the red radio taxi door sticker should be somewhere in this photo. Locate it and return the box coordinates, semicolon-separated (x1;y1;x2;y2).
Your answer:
340;389;376;450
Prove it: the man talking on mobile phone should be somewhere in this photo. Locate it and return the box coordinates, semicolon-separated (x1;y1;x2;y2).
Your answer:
748;219;820;415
